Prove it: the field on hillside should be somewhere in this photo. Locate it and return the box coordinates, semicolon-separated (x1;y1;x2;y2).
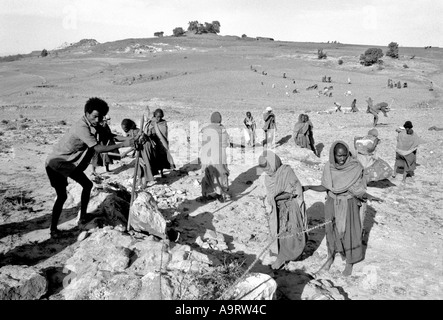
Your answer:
0;34;442;300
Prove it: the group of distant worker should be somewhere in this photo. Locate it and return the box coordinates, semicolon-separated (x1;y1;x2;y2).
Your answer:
45;78;429;276
387;79;407;89
322;75;333;83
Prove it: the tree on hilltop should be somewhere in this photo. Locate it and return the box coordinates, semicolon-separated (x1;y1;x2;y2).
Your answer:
386;42;399;59
211;21;221;33
188;20;221;34
188;21;199;33
173;27;185;37
360;48;384;66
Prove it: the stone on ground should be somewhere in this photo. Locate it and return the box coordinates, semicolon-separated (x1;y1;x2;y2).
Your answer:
0;265;47;300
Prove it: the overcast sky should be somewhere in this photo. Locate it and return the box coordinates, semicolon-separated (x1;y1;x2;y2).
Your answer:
1;0;442;55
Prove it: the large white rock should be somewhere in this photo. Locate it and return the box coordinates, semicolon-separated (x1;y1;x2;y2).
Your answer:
276;273;346;300
167;244;221;272
137;272;174;300
129;192;167;239
301;279;346;300
65;228;133;276
62;270;143;300
127;240;171;275
230;273;277;300
202;229;229;250
0;265;47;300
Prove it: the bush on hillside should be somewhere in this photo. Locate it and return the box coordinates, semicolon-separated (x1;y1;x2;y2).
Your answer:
403;64;409;68
154;31;164;37
173;27;185;37
317;49;327;59
360;48;384;66
242;34;247;38
338;59;343;65
41;49;48;57
386;42;399;59
0;54;24;62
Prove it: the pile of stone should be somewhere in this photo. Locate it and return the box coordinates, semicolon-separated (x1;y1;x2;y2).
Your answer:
194;229;229;251
56;227;275;300
148;185;188;209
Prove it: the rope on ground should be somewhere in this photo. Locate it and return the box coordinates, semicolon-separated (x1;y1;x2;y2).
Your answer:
159;241;167;300
217;220;332;300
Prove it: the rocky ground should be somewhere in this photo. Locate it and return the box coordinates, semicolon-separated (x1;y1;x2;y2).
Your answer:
0;35;442;300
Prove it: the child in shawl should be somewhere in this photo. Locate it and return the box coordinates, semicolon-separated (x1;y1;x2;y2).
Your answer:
198;112;231;203
90;115;120;175
393;121;423;182
144;108;176;177
293;114;317;156
243;111;256;147
303;141;382;276
121;118;156;188
354;129;393;182
259;150;307;270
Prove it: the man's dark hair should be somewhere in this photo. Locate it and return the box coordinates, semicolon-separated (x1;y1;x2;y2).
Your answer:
84;97;109;115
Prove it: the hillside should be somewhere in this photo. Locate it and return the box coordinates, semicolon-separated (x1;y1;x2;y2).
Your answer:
0;34;442;300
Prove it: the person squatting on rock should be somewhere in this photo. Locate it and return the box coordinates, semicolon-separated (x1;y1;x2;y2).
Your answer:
293;114;317;156
354;129;393;182
45;98;134;238
260;150;307;270
198;111;231;203
263;106;276;148
393;121;423;183
303;141;383;276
